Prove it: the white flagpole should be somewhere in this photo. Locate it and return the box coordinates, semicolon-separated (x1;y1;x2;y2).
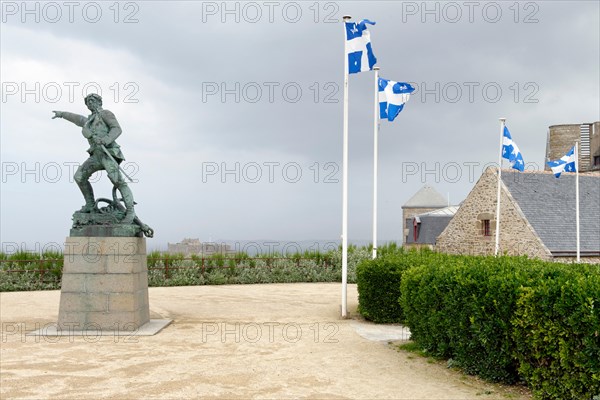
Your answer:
575;141;580;262
341;15;351;318
494;118;506;256
372;66;380;259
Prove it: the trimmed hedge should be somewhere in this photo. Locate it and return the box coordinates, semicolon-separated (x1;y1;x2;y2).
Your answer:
512;266;600;399
356;248;432;323
400;255;543;382
397;254;600;398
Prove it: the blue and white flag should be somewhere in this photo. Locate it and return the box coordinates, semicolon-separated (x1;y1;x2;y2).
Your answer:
378;78;415;121
547;146;577;178
502;126;525;172
345;19;377;74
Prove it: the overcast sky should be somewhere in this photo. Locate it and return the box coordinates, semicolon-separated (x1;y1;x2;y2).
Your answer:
1;0;599;253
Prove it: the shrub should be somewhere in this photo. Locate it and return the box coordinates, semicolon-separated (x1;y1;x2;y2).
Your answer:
356;248;431;323
0;270;61;292
402;255;551;383
512;265;600;399
0;245;376;291
0;249;64;291
400;254;455;357
443;256;537;383
401;254;600;395
147;250;164;268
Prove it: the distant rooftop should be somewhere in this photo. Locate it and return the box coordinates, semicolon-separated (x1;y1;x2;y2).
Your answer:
403;185;448;208
405;206;459;245
417;205;459;217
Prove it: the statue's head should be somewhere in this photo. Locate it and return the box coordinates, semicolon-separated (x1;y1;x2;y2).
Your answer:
84;93;102;112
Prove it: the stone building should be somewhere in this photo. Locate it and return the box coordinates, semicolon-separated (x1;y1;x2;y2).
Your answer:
404;206;459;249
401;185;448;244
545;121;600;172
167;238;232;256
436;168;600;263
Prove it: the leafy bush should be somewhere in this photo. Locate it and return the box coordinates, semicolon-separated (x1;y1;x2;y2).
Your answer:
512;265;600;399
356;247;432;323
142;247;365;288
147;250;164;268
0;245;375;291
400;254;600;396
402;255;542;383
0;269;61;292
0;250;64;291
399;253;455;357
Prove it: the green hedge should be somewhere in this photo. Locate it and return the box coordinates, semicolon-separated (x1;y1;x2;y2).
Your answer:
400;255;543;382
512;266;600;399
397;254;600;398
356;248;432;323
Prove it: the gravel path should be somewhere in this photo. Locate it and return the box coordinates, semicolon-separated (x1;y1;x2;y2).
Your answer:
1;283;530;399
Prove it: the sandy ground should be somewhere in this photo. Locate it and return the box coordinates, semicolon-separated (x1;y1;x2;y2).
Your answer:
0;283;530;399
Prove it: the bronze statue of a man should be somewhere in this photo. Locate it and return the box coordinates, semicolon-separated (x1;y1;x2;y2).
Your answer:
52;94;136;224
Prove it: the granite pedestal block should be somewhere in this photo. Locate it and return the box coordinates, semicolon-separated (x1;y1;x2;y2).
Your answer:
58;236;149;331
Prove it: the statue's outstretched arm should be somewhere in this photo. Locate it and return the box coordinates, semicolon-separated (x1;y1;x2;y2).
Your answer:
52;111;86;127
99;110;122;144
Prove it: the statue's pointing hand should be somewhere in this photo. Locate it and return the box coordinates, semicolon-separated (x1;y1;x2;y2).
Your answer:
52;111;63;119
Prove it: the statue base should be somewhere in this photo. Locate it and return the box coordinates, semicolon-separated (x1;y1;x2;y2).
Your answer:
58;236;150;331
71;209;143;237
70;224;142;237
70;207;154;237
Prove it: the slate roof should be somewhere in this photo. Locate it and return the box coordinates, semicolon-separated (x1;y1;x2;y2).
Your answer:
406;206;459;245
419;206;460;217
501;170;600;254
402;185;448;208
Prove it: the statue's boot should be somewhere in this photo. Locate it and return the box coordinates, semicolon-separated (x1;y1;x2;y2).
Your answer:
119;184;136;224
77;181;96;213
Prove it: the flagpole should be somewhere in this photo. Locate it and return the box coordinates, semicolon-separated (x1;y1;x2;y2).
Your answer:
341;15;351;318
575;141;580;262
495;118;506;256
372;66;380;259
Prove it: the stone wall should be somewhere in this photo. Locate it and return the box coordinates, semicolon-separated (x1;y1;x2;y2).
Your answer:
545;122;600;172
167;239;231;255
546;124;580;170
436;168;551;260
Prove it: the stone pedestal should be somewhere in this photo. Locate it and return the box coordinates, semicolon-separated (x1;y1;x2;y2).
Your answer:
58;236;149;331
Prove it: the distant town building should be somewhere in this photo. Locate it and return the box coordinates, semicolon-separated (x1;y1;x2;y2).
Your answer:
167;238;232;256
545;121;600;173
405;206;459;249
401;185;449;244
436;168;600;263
